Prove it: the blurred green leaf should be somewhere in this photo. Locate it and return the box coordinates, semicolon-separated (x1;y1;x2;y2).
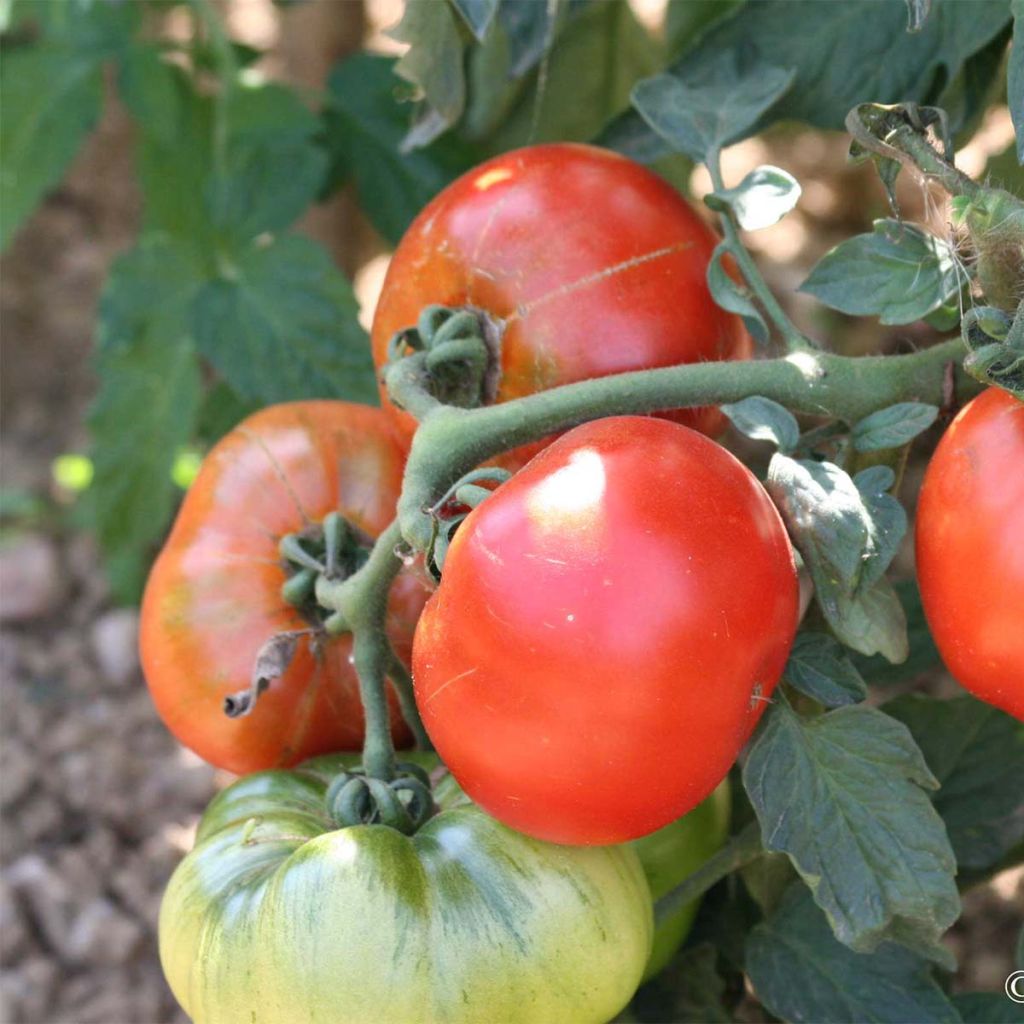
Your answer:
747;885;960;1024
195;380;260;445
954;992;1024;1024
744;701;960;957
90;239;204;601
664;0;744;57
323;53;479;245
192;235;376;405
1009;0;1023;162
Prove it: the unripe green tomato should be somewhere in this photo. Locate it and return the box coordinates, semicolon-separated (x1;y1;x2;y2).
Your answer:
159;755;652;1024
431;760;731;980
632;778;731;980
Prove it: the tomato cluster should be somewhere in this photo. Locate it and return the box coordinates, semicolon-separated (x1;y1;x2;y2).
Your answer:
140;144;1022;1024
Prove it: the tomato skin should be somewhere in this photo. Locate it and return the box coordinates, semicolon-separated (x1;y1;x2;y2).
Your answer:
371;143;751;469
916;388;1024;719
140;402;426;774
413;416;799;845
428;759;730;979
160;757;653;1024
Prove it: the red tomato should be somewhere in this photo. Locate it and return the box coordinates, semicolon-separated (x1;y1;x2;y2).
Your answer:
412;416;799;845
371;143;751;470
916;387;1024;719
140;402;426;773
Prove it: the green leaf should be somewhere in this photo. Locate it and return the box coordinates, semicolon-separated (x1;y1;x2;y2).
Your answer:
195;381;260;446
450;0;499;41
486;0;660;150
117;44;180;146
0;45;103;248
744;702;960;956
852;402;939;452
852;579;941;685
954;992;1024;1024
664;0;745;57
783;632;868;707
323;54;478;245
705;165;801;230
208;82;328;242
1011;0;1024;162
822;575;910;663
390;0;468;149
720;396;799;452
90;238;204;601
853;466;906;592
706;243;768;344
631;59;793;162
192;235;376;405
884;694;1024;872
747;885;960;1024
631;943;731;1023
800;220;962;325
616;0;1011;163
905;0;933;31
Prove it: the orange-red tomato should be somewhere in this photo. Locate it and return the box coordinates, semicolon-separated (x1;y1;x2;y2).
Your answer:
412;417;799;845
916;387;1024;720
140;402;426;773
371;143;751;470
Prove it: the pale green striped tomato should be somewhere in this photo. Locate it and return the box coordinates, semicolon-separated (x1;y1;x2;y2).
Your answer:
160;759;653;1024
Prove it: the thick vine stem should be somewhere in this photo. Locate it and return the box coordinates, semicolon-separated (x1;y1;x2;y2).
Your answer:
315;520;430;780
393;337;970;553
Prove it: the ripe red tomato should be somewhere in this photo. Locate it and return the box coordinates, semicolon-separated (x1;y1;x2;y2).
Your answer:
412;416;799;845
371;143;751;469
140;402;426;773
916;387;1024;720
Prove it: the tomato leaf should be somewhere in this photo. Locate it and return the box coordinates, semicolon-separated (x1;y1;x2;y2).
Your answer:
744;701;960;957
821;575;910;663
954;992;1024;1024
1011;0;1024;162
799;220;963;325
706;243;769;345
883;694;1024;872
630;943;732;1023
192;235;376;404
705;166;801;230
720;396;799;452
746;885;960;1024
853;466;907;592
207;83;329;244
783;633;868;707
852;402;940;452
117;44;181;147
450;0;500;41
851;579;941;685
631;58;793;162
0;45;103;248
89;238;204;601
612;0;1011;163
323;54;479;245
389;0;468;149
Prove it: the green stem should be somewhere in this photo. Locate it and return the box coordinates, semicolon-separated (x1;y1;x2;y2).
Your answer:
316;520;429;781
386;645;433;751
654;821;764;924
188;0;238;188
391;337;970;553
708;149;814;354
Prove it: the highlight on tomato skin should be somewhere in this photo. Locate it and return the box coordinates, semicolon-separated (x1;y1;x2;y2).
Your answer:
371;142;752;470
139;401;426;774
915;387;1024;721
412;415;800;846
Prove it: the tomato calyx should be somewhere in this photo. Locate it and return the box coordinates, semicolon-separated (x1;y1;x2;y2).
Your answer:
387;304;503;412
325;759;436;834
422;466;511;580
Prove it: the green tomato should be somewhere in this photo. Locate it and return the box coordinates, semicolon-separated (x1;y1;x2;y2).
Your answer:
430;758;730;981
632;777;731;979
160;756;653;1024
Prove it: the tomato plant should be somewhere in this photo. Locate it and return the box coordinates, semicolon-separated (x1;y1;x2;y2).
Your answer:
371;143;751;469
916;387;1024;720
413;416;798;845
140;402;426;774
160;756;653;1024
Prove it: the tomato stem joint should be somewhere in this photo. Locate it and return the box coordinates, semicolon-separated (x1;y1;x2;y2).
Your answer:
325;761;436;834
